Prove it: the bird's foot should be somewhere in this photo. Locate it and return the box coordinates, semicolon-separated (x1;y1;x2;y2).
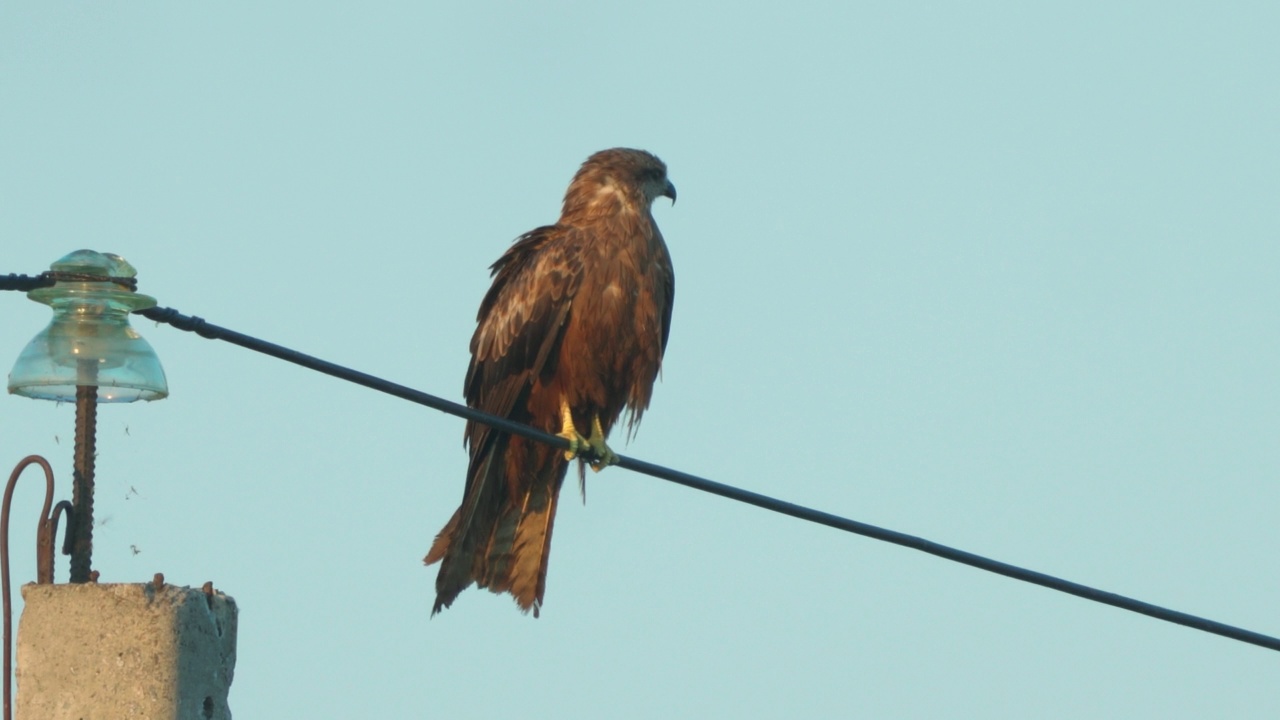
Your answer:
555;400;617;471
583;415;618;472
556;400;589;462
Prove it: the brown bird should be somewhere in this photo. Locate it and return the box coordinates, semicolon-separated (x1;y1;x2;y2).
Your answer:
425;148;676;616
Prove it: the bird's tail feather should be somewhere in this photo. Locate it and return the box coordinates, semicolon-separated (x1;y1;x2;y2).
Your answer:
425;436;565;617
425;435;507;615
484;476;559;616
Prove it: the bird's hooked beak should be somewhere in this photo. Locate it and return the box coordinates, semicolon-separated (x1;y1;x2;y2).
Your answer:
663;180;677;205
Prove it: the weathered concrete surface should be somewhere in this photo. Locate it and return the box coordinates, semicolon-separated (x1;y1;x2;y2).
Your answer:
16;581;237;720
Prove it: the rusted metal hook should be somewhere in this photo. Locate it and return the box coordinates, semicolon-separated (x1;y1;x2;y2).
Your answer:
3;455;73;720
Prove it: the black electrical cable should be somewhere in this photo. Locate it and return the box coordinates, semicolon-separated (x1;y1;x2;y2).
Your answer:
0;274;55;292
0;272;135;292
129;304;1280;653
4;275;1276;651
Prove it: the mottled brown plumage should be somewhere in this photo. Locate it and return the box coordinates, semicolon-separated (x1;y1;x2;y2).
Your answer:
425;148;676;616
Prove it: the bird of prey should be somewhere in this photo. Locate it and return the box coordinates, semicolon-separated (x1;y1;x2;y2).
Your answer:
425;148;676;617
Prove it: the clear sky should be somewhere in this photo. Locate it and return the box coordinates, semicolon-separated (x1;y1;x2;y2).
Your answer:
3;2;1279;717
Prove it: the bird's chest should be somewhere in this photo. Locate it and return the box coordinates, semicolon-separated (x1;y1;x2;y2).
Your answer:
572;246;659;351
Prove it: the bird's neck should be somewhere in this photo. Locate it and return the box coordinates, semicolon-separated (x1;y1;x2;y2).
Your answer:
561;180;649;224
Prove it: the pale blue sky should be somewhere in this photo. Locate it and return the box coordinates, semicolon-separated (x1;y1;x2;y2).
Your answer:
3;2;1279;717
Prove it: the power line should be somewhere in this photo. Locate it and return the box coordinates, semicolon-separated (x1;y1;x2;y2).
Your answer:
128;305;1280;653
3;274;1276;651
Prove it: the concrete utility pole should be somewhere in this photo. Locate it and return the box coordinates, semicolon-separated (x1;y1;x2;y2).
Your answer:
16;579;237;720
6;255;238;718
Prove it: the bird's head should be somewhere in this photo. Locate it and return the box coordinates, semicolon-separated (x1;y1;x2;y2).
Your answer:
562;148;676;220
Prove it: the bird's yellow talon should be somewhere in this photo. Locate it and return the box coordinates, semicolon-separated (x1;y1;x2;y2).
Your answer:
556;432;580;462
585;415;618;471
556;399;589;461
556;400;617;469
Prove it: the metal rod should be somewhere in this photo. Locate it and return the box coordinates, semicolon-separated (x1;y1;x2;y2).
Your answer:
46;501;73;580
69;384;98;583
2;455;59;720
